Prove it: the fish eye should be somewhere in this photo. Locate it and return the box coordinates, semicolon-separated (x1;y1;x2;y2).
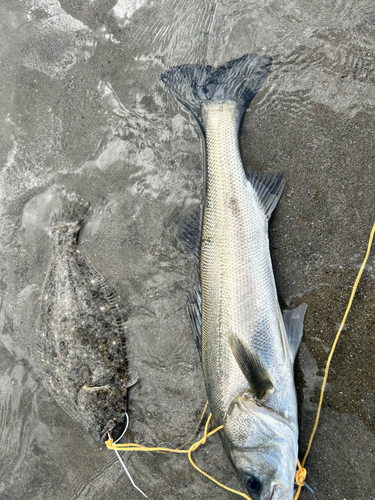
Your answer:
245;475;261;493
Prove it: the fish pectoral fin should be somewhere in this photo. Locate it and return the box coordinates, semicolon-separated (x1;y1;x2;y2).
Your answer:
228;333;273;400
186;284;202;359
82;384;112;392
282;303;307;362
247;171;285;219
124;373;139;389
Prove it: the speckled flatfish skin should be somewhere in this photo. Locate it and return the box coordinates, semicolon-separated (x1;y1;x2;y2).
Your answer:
38;190;130;443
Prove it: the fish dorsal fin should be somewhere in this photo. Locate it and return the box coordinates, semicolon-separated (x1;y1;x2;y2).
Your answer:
282;303;307;362
248;171;285;219
177;204;203;260
229;333;273;400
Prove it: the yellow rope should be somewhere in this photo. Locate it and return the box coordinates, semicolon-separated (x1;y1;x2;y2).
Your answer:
293;222;375;500
106;411;251;499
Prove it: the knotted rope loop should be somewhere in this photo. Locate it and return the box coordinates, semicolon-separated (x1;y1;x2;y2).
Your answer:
295;460;306;486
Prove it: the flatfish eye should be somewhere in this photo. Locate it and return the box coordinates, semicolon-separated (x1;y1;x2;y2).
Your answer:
80;365;92;384
91;291;98;298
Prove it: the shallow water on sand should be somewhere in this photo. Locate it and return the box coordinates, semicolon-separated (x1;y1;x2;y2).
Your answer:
1;1;375;499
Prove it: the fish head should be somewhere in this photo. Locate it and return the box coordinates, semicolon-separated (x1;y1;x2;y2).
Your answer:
230;446;293;500
77;384;127;443
223;396;298;500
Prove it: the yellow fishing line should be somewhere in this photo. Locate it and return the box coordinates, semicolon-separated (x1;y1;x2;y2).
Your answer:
293;222;375;500
106;411;252;499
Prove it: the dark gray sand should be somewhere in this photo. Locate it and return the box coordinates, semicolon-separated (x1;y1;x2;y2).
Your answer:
1;1;375;499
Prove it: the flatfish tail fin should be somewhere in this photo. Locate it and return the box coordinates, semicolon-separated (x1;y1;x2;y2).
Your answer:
48;187;90;235
161;54;271;130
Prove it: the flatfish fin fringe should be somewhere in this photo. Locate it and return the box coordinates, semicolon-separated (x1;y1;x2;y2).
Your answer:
247;171;285;219
91;266;121;310
161;54;272;131
86;262;129;349
87;259;138;388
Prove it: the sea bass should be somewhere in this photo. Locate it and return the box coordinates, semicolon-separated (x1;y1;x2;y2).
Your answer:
162;55;307;499
37;188;133;443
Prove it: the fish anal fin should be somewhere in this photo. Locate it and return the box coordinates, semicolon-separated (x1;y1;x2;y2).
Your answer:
186;284;202;358
247;171;285;219
282;303;307;362
229;333;273;400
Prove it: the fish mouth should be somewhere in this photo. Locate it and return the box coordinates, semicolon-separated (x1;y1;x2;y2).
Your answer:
80;385;127;442
101;415;127;442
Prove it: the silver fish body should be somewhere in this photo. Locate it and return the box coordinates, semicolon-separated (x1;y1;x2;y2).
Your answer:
162;55;306;499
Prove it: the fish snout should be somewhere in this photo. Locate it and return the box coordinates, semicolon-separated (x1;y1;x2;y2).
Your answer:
101;415;127;442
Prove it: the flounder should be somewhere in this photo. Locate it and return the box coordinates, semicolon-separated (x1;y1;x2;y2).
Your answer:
38;189;133;443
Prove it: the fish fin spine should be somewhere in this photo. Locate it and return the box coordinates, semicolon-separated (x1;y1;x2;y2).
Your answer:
161;54;271;131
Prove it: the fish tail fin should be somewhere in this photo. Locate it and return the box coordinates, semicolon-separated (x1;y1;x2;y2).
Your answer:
161;54;271;129
48;187;90;236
